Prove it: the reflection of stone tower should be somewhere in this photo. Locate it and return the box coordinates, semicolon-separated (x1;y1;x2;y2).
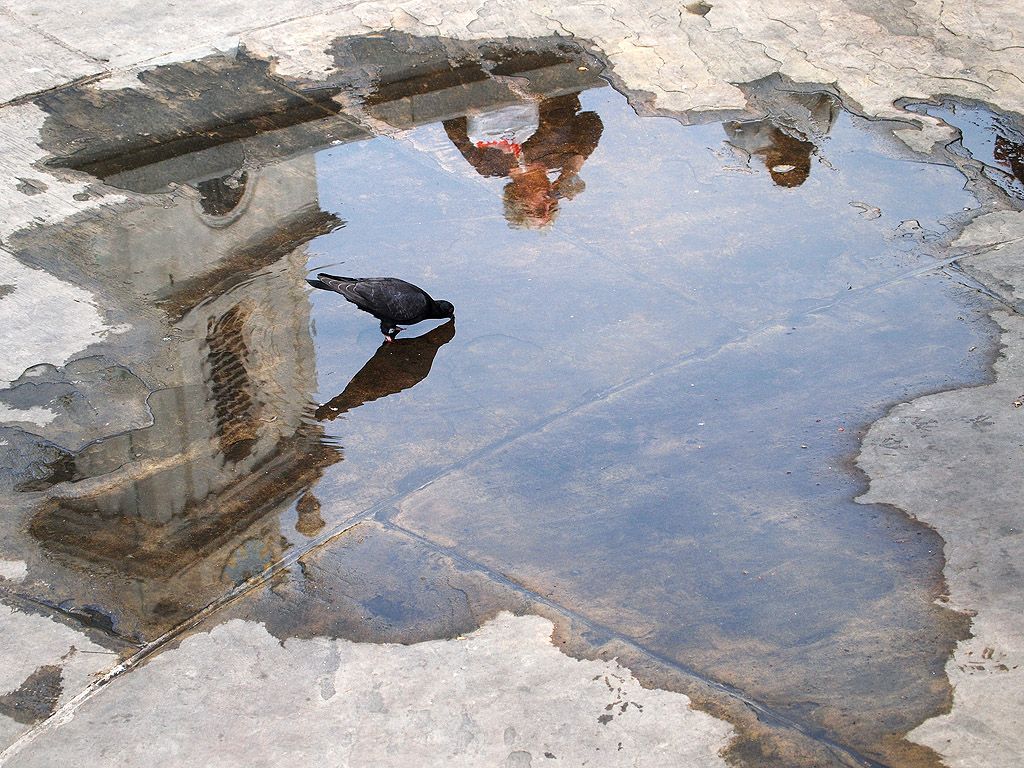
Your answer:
8;37;607;641
26;157;342;636
17;56;353;638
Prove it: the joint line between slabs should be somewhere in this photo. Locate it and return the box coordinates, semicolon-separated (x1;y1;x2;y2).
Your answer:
380;519;888;768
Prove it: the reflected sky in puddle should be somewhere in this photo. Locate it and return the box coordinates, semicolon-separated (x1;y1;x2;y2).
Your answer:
0;35;1003;765
906;99;1024;202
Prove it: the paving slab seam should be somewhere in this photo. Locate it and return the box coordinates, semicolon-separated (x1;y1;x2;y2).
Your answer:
378;520;889;768
941;262;1024;314
0;505;377;766
1;72;112;108
0;7;108;67
0;588;145;649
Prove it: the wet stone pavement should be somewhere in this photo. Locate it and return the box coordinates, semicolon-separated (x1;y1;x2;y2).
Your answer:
0;29;1021;768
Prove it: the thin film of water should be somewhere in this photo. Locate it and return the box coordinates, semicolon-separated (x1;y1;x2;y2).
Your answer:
0;36;1004;765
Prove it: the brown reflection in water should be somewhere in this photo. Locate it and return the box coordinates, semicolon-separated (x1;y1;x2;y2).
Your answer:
37;55;348;193
994;134;1024;183
724;91;837;187
315;320;456;421
726;123;814;187
20;194;341;637
294;492;325;537
27;266;342;636
335;32;606;229
445;94;603;228
195;171;248;217
207;302;259;462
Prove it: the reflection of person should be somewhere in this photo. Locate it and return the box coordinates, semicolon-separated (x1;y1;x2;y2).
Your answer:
444;94;603;228
994;134;1024;184
724;122;815;187
315;320;455;420
724;91;837;188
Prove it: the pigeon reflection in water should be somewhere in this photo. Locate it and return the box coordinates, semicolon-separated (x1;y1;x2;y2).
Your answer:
315;320;455;421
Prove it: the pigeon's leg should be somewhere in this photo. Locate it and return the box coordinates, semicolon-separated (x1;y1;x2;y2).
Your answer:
380;319;402;342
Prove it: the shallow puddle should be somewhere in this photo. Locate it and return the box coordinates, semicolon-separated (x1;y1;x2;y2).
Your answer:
0;33;1004;766
906;99;1024;202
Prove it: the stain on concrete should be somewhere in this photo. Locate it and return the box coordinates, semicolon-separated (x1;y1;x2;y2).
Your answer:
0;667;63;725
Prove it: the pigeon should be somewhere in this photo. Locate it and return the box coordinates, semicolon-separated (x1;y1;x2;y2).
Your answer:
306;273;455;341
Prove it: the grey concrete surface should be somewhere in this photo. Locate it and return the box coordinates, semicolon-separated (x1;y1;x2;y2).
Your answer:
0;1;1022;767
859;210;1024;766
3;613;734;768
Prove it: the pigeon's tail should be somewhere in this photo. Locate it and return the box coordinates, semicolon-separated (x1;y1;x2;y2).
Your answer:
307;273;356;292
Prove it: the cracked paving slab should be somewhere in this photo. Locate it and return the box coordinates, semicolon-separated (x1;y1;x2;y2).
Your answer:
2;612;735;768
0;1;1022;766
0;11;100;102
0;599;126;751
858;209;1024;768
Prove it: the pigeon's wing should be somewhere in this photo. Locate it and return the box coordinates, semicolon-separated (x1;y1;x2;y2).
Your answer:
351;279;431;323
315;274;431;322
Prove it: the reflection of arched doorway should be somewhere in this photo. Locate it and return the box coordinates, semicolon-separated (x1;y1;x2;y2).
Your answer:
193;170;254;227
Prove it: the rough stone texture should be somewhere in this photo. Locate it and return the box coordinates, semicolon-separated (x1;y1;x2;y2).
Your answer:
4;613;734;767
242;0;1024;136
0;358;151;448
0;562;27;583
953;210;1024;311
0;249;111;388
0;10;100;102
0;1;1021;765
0;104;120;386
858;209;1024;767
0;601;122;750
0;0;352;71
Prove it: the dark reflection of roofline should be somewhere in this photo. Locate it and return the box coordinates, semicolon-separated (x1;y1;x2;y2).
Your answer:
363;59;491;107
157;206;344;322
48;91;345;182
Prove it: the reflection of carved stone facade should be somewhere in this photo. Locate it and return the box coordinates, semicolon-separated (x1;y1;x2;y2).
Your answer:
23;160;340;637
4;36;606;641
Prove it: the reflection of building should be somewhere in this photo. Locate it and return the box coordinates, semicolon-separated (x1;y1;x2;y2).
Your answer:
6;35;604;642
23;151;342;636
724;91;839;187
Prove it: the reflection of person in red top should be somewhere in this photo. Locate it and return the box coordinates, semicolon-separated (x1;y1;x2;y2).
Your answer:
444;94;603;228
